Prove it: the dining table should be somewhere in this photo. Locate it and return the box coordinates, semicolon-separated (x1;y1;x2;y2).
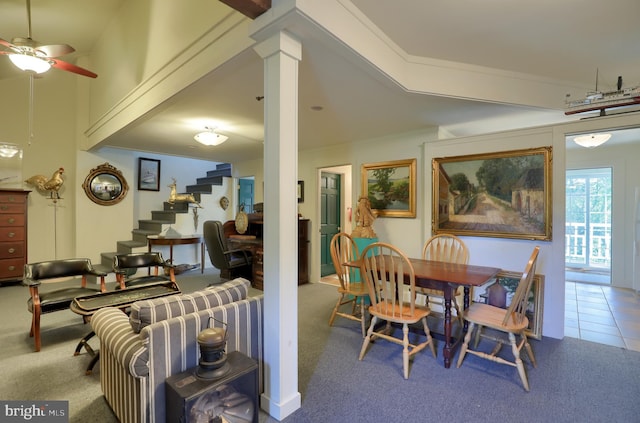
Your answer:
345;256;500;368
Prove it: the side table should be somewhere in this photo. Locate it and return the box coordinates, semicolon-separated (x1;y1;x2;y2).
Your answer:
71;281;181;375
147;235;205;274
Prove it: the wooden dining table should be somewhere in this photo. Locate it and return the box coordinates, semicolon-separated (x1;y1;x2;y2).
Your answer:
345;256;500;368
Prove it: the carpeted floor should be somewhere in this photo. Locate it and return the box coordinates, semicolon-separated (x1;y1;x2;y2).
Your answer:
2;273;640;422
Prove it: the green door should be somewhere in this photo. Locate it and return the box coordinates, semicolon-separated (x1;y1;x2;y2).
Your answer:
320;172;341;276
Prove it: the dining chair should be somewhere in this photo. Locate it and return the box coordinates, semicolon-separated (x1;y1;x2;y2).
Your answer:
328;232;369;336
358;242;436;379
456;246;540;391
418;234;469;323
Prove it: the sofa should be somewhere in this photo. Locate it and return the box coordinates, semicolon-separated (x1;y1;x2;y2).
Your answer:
91;278;263;423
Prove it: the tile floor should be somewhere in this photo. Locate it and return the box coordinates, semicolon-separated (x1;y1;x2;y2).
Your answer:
565;281;640;352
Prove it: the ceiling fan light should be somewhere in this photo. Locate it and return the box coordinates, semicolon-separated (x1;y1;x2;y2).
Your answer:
0;143;21;158
8;54;51;74
573;133;612;148
194;128;228;146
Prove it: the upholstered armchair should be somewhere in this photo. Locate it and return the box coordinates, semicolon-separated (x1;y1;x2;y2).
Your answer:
23;258;107;351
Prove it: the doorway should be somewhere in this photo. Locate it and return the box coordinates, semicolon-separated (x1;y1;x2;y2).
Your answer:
317;165;353;279
238;177;255;213
565;167;612;284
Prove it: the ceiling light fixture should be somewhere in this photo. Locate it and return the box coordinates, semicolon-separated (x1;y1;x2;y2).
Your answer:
194;127;228;146
8;54;51;74
573;133;612;148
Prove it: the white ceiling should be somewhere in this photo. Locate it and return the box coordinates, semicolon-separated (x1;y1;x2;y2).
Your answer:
1;0;639;161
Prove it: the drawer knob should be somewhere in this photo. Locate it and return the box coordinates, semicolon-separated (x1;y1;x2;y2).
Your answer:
8;248;15;254
8;218;15;224
8;265;15;271
0;205;7;210
7;232;15;238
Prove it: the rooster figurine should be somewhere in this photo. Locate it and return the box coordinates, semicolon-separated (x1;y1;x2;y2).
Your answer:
25;167;65;200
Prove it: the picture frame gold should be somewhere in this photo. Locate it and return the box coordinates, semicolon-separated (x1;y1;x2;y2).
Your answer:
474;270;545;340
361;158;416;218
432;146;552;240
82;162;129;206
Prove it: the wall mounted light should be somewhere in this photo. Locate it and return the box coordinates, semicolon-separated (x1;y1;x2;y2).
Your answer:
194;127;228;146
8;54;51;74
573;133;611;148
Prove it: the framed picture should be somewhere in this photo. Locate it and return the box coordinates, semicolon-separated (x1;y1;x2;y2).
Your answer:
432;147;552;240
138;158;161;191
298;180;304;203
361;158;416;218
473;270;545;340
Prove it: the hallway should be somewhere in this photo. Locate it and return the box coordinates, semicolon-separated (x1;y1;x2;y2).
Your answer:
565;282;640;352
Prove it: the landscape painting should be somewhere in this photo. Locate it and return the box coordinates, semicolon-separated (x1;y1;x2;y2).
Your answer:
432;147;552;240
362;158;416;218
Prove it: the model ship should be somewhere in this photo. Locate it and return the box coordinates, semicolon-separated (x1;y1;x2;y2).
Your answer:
565;74;640;115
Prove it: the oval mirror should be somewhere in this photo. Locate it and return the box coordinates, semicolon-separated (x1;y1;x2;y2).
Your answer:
82;162;129;206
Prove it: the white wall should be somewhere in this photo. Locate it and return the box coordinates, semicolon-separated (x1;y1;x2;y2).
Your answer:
75;148;234;269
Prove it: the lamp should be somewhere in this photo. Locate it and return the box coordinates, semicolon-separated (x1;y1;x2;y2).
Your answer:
8;54;51;74
194;127;228;146
573;133;611;148
0;144;21;158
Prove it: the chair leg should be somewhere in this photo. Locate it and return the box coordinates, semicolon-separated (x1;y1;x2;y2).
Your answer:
521;332;537;368
359;316;377;361
359;300;367;338
456;322;475;368
328;293;345;327
32;311;41;352
473;325;483;348
509;332;530;391
422;317;436;357
402;324;410;379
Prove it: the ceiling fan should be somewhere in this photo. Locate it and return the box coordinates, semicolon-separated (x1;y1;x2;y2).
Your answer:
0;0;97;78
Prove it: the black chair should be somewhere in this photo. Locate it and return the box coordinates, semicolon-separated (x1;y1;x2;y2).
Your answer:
203;221;252;280
23;258;107;352
113;252;176;288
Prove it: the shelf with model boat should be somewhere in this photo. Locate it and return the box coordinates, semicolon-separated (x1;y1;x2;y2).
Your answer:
565;74;640;116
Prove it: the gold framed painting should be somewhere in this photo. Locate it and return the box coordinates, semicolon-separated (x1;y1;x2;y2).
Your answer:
432;146;552;240
473;270;545;340
361;158;416;218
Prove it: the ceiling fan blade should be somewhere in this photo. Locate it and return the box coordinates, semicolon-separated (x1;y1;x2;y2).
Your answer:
36;43;75;58
50;59;97;78
0;37;19;53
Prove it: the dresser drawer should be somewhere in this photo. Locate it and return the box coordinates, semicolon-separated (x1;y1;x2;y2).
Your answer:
0;193;27;204
0;258;24;279
0;214;25;227
0;227;24;242
0;203;26;214
0;241;25;259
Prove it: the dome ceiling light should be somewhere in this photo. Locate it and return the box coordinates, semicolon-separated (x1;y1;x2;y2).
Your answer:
573;133;612;148
194;127;228;146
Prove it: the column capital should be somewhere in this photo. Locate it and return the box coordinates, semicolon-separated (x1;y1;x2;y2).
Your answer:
254;30;302;61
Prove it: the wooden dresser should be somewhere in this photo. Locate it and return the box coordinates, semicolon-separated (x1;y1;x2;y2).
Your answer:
0;190;29;283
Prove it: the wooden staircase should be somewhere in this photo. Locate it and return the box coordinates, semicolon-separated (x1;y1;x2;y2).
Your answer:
95;163;232;275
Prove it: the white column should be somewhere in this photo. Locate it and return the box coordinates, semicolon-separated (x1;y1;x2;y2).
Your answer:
254;30;302;420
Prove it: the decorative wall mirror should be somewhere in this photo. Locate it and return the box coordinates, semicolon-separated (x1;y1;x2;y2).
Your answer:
82;162;129;206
